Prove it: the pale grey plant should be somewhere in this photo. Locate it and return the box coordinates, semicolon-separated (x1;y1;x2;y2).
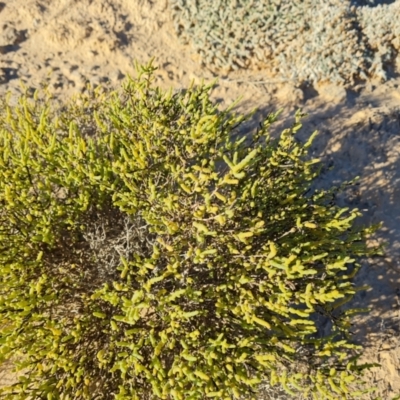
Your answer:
169;0;400;86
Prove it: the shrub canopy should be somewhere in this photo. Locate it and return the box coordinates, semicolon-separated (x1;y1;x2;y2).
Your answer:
0;62;381;400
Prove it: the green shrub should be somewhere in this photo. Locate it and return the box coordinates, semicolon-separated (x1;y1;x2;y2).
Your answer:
0;61;382;400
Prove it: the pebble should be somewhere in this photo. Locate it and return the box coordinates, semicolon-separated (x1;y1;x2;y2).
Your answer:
316;83;348;103
109;69;125;82
275;83;304;104
0;24;26;47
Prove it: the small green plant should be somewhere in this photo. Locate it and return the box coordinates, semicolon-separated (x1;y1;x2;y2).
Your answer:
0;61;382;400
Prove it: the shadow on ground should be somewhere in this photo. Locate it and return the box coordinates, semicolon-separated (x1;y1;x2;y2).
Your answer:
239;87;400;351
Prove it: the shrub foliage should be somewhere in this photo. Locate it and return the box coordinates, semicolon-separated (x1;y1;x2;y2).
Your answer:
0;62;381;399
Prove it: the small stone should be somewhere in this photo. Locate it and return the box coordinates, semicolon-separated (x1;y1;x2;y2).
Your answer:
275;83;304;104
90;76;102;87
0;25;26;47
316;83;347;103
99;76;111;84
70;70;86;86
109;69;125;82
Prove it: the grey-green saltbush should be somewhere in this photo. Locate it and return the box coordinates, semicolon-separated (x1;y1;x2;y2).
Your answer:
170;0;400;86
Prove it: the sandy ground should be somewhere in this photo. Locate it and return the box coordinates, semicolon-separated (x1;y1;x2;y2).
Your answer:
1;0;400;398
